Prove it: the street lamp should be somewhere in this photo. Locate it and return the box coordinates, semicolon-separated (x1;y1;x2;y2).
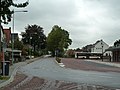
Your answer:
2;35;6;76
12;10;28;64
29;36;32;59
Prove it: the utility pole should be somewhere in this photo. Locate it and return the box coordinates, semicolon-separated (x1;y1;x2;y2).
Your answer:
12;10;28;64
0;19;1;53
0;1;5;76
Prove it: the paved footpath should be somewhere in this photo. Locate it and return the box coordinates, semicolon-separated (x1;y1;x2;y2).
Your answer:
0;57;42;88
0;71;115;90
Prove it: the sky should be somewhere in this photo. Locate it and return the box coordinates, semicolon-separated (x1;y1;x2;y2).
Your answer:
3;0;120;49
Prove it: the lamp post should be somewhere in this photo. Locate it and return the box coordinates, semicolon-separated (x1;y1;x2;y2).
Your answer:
29;36;32;59
12;10;28;64
2;35;6;76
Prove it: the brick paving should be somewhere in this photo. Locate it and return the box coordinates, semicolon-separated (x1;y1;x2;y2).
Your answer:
0;71;115;90
61;58;120;72
1;72;27;90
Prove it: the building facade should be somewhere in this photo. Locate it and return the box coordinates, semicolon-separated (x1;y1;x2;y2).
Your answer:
106;46;120;62
91;40;110;55
75;39;111;59
3;27;11;46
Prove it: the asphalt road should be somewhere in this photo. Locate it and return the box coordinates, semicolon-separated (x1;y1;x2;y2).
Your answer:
19;57;120;89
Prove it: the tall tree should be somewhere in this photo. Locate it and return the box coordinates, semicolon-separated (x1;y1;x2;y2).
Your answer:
21;24;46;52
14;39;24;50
0;0;29;24
0;0;29;53
47;25;72;56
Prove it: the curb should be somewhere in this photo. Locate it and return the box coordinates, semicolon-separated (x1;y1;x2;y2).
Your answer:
0;57;42;88
0;64;23;88
54;58;65;68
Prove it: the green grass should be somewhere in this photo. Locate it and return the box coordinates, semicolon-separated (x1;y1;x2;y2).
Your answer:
0;75;10;80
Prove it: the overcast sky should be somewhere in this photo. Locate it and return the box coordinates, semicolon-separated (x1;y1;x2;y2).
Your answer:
3;0;120;49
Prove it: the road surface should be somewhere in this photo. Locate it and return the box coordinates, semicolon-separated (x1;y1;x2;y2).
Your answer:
18;57;120;89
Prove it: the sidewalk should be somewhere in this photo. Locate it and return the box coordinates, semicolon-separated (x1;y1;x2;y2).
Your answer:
61;58;120;72
86;59;120;68
0;57;41;88
62;58;120;68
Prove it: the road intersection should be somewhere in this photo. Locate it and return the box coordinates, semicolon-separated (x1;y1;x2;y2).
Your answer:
1;57;120;90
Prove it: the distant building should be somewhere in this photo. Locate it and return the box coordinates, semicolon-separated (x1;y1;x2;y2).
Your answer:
91;39;110;55
82;44;93;52
11;33;19;41
3;27;11;46
75;39;111;59
65;49;75;57
106;40;120;62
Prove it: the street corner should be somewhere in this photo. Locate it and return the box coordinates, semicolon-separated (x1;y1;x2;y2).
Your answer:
59;63;65;67
54;58;65;68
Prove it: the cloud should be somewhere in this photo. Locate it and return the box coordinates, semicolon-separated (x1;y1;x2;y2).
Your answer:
3;0;120;49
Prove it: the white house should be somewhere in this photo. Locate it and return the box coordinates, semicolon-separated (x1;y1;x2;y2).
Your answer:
91;39;111;56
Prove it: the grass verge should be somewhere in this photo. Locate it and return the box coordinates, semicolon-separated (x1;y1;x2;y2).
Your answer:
0;75;10;80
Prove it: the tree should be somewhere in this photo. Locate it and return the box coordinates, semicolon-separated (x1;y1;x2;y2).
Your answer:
75;48;81;51
0;0;29;24
8;38;28;56
0;0;29;53
114;39;120;47
21;24;46;52
14;39;24;50
47;25;72;56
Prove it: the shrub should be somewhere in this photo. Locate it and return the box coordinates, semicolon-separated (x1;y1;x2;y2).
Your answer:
56;57;61;63
0;75;10;80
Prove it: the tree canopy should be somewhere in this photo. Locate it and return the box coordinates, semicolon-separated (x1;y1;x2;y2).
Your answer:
47;25;72;56
0;0;29;24
114;39;120;47
14;39;24;50
21;24;46;52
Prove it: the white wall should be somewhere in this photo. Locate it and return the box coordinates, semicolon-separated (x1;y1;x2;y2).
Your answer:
91;40;109;54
